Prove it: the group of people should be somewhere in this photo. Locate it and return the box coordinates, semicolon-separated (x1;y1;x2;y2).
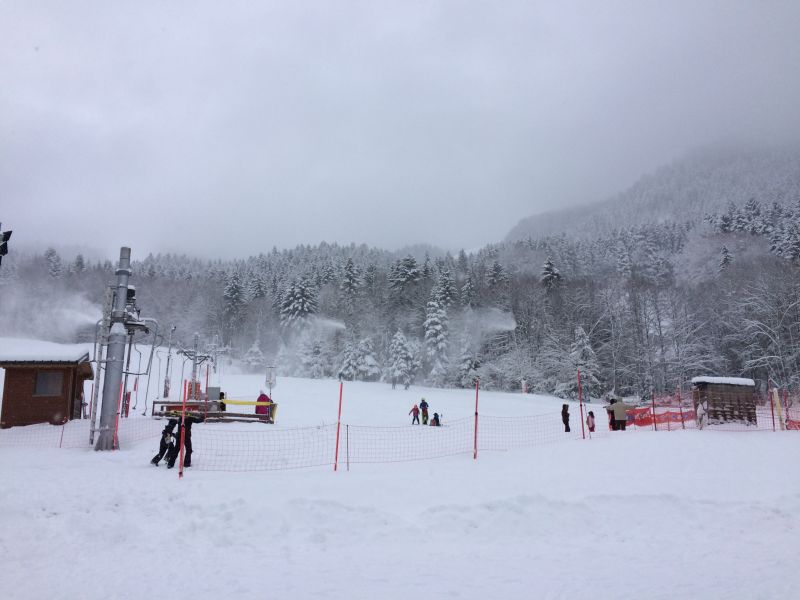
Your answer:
150;414;204;469
560;397;634;433
409;399;441;426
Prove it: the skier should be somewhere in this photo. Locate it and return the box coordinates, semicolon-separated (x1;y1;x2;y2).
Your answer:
166;413;205;468
561;404;571;432
256;390;272;422
150;420;177;466
409;403;420;425
420;398;429;425
586;410;596;433
430;412;441;426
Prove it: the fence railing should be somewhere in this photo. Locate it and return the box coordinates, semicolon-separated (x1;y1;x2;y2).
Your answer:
1;390;797;472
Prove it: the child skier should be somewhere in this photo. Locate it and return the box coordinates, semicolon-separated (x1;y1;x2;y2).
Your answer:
586;410;596;433
562;404;571;432
166;413;205;469
151;420;177;466
409;404;420;425
430;412;441;426
420;398;429;425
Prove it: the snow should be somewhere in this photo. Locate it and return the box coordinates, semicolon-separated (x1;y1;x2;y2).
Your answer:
691;376;756;387
0;338;798;599
0;337;92;363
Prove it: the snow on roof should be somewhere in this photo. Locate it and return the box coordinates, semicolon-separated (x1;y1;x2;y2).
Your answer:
691;376;755;387
0;338;93;364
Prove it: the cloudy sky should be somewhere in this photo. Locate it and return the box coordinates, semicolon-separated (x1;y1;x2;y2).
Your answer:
2;0;800;259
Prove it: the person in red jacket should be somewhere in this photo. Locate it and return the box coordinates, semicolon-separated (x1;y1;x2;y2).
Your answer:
586;411;596;433
409;403;420;425
256;390;272;422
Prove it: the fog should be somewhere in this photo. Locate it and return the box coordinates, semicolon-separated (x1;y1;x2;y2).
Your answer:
2;0;800;258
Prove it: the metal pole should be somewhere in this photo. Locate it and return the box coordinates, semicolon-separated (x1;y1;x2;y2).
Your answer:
90;288;113;445
473;378;480;460
121;333;134;417
95;247;132;451
334;382;343;471
578;369;586;440
164;326;175;398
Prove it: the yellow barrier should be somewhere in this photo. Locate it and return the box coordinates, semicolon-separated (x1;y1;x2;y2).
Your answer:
223;399;273;406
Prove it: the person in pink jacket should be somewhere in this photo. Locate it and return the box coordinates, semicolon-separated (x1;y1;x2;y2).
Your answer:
409;404;420;425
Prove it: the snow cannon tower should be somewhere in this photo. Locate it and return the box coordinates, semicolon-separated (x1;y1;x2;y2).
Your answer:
691;377;757;428
94;247;158;450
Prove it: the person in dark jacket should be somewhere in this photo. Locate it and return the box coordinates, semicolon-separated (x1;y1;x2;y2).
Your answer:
420;398;429;425
430;412;441;426
166;414;205;468
151;419;177;466
562;404;571;432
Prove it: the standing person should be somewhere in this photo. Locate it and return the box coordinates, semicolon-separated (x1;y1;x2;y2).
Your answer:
420;398;429;425
605;397;633;431
255;389;272;422
607;399;618;431
409;403;420;425
586;411;596;433
562;404;571;432
167;413;205;468
150;420;177;466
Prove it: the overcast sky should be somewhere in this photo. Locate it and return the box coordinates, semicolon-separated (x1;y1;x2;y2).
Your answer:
2;1;800;259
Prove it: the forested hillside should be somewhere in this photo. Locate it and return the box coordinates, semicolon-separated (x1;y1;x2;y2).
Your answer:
507;145;800;242
3;148;800;399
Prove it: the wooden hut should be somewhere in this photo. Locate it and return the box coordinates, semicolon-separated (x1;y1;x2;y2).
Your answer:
0;348;93;428
691;376;757;427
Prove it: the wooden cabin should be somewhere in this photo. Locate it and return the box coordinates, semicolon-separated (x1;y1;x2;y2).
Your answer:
0;350;93;428
691;376;757;426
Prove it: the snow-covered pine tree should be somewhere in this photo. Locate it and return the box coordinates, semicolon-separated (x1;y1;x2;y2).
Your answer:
300;336;327;379
456;342;479;388
388;330;415;387
280;279;318;329
44;247;62;278
339;257;362;312
487;261;507;286
718;245;734;272
570;326;601;399
460;277;476;308
540;258;561;291
435;268;458;308
223;271;247;343
71;254;85;273
242;340;267;373
356;338;381;381
424;299;449;381
338;339;360;381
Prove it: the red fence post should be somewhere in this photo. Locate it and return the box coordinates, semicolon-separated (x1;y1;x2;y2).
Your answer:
651;392;657;431
769;383;776;432
578;369;586;440
334;381;343;471
473;378;480;460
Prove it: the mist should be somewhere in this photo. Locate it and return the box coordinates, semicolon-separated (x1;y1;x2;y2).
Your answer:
2;1;799;259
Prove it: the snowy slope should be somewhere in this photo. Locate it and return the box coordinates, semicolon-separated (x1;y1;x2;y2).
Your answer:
0;338;798;599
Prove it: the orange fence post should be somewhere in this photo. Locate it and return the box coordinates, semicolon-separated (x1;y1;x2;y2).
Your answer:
768;382;776;432
334;381;343;471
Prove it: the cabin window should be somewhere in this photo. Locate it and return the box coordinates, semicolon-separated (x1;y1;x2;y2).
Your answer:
33;371;63;396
